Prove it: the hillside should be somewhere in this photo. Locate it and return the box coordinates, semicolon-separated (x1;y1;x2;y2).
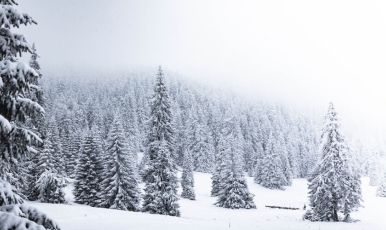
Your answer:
30;173;385;230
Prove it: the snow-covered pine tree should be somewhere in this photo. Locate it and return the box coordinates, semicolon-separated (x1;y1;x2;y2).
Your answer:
306;103;362;222
211;132;226;197
142;140;180;216
173;103;186;165
0;0;61;228
368;149;381;186
74;129;104;207
99;115;141;211
1;162;29;199
26;153;40;201
62;131;73;176
67;131;82;178
27;42;44;122
142;67;180;217
181;149;195;200
47;117;66;177
377;171;386;197
25;42;43;183
29;43;41;75
257;132;287;190
0;3;43;176
342;169;362;222
36;171;66;204
123;95;141;156
187;108;214;173
278;134;292;186
242;114;262;177
25;43;46;201
215;117;256;209
36;131;56;176
33;133;66;204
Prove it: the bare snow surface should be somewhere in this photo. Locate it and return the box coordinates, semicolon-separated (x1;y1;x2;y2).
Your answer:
30;173;384;230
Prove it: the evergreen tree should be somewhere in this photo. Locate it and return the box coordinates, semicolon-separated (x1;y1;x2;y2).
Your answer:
36;171;66;204
342;169;362;222
144;66;174;161
142;67;180;217
377;171;386;197
29;43;41;77
278;134;292;186
306;103;362;222
257;132;287;190
1;162;29;199
142;141;180;216
32;133;66;204
99;115;141;211
173;105;186;165
0;0;60;228
188;109;215;173
67;131;82;178
211;133;227;197
215;118;256;209
181;149;195;200
62;131;73;176
74;130;104;207
368;149;381;186
36;134;56;176
25;42;46;201
47;118;66;176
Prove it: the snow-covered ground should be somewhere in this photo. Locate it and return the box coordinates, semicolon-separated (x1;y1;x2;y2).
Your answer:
29;173;385;230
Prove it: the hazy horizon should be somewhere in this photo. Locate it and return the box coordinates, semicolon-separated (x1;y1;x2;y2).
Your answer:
16;0;386;135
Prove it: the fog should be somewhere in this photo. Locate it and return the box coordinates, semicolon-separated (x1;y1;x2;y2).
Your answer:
17;0;386;133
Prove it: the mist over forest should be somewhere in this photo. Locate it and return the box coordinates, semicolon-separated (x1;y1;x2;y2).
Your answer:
1;1;386;229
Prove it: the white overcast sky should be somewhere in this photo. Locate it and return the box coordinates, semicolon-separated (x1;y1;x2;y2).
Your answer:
16;0;386;133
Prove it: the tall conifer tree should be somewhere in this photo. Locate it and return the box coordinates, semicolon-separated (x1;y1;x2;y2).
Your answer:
215;117;256;209
74;130;104;207
257;132;287;190
142;67;180;216
0;1;61;228
181;149;195;200
211;133;227;197
99;115;141;211
306;103;362;222
377;172;386;197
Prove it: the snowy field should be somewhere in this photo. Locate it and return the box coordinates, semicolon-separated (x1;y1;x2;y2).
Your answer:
30;173;385;230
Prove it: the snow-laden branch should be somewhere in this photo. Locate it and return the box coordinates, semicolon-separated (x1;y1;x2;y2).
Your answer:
0;179;23;206
0;114;11;134
0;212;45;230
0;0;18;6
0;5;36;28
0;60;38;81
0;204;61;230
17;96;45;115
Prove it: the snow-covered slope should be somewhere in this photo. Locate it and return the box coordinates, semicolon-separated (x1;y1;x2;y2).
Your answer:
29;173;385;230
